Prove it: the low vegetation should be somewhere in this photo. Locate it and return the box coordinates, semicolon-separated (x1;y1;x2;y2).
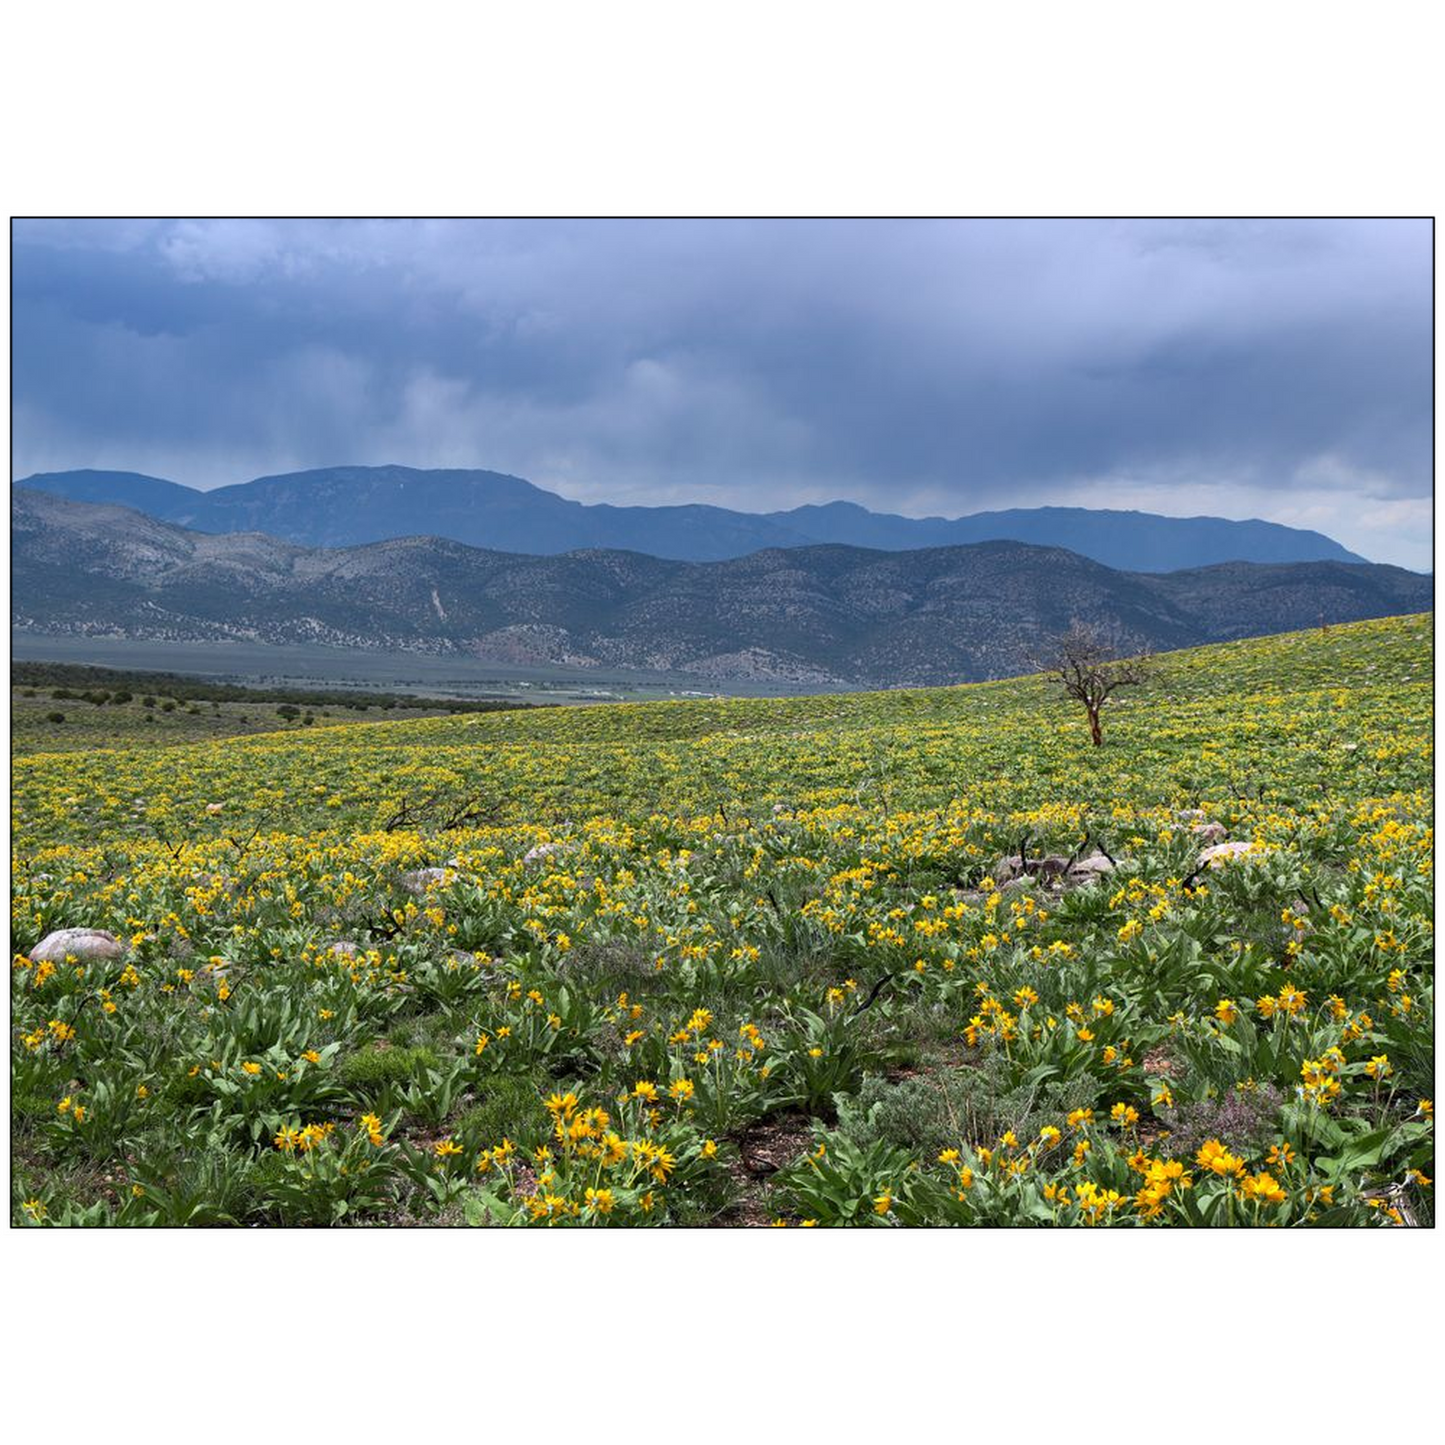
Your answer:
10;613;1433;1225
10;662;534;756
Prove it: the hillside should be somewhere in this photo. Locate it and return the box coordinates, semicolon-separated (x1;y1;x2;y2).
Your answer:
15;464;1369;570
11;487;1427;686
11;615;1434;1228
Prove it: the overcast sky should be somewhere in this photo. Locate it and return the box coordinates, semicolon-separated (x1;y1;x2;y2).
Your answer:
11;217;1433;568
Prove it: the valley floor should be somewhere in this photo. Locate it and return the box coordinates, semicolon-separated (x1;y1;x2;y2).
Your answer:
10;631;855;704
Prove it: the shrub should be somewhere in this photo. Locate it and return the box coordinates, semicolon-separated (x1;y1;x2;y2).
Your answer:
835;1060;1103;1160
339;1043;439;1095
452;1072;549;1152
1159;1084;1284;1163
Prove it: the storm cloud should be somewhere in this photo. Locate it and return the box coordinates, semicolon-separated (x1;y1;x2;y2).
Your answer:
11;217;1433;568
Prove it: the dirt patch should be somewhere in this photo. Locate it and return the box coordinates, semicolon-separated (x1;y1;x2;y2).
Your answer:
715;1111;817;1227
736;1111;815;1177
716;1174;774;1228
1141;1047;1177;1077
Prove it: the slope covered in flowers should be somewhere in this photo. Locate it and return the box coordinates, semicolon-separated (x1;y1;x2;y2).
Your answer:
11;612;1433;1225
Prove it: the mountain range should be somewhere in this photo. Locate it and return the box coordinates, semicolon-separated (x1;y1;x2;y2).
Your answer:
14;465;1370;572
12;487;1427;687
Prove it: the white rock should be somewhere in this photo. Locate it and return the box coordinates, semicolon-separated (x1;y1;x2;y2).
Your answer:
1190;821;1228;844
1069;854;1115;876
31;928;126;965
399;867;452;894
523;843;560;866
1199;840;1265;868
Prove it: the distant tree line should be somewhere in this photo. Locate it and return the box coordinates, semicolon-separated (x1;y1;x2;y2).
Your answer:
11;661;540;715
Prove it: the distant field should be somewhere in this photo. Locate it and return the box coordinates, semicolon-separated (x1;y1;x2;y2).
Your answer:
9;690;503;756
11;614;1434;1227
9;665;531;757
10;632;852;703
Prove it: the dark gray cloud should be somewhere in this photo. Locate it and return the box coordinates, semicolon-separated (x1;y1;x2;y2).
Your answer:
11;217;1433;566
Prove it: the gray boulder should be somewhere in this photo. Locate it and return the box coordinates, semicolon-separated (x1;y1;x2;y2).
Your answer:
31;928;126;965
1031;855;1073;880
991;854;1025;884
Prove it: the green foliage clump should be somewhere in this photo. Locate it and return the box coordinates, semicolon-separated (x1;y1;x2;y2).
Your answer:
339;1043;439;1094
453;1072;550;1152
837;1062;1102;1161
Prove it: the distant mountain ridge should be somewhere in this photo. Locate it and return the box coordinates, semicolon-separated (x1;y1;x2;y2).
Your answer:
14;465;1369;571
12;487;1425;687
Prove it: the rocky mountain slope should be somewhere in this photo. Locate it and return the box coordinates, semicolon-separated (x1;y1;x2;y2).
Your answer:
12;488;1427;686
15;464;1368;571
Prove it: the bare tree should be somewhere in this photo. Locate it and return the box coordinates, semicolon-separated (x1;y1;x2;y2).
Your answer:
1047;622;1148;747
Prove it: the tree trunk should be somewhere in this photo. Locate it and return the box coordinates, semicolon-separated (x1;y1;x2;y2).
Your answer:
1088;707;1103;746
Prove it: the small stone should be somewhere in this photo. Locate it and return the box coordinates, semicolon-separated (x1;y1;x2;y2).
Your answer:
991;855;1025;884
523;843;560;866
446;949;495;973
399;867;452;894
1069;853;1115;876
1199;840;1264;868
950;889;991;907
1190;821;1228;844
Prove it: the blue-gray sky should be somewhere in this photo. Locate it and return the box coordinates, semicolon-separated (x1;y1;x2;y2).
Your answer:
11;217;1433;568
